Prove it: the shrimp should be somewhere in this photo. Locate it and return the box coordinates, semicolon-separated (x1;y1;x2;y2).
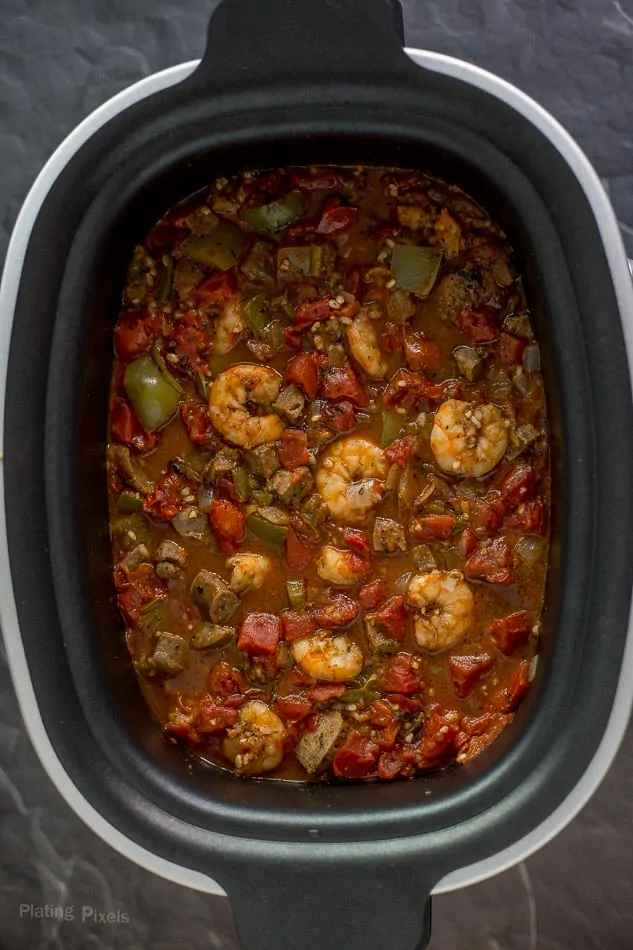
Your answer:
346;309;390;379
316;545;371;586
222;700;285;775
292;630;364;683
430;399;508;477
316;435;388;523
215;297;246;355
226;553;271;593
406;570;474;652
209;364;286;448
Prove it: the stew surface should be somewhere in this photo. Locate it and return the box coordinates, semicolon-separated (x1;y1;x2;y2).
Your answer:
108;166;549;782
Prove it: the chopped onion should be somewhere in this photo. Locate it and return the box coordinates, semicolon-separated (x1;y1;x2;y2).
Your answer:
523;342;541;373
514;535;545;566
347;479;380;509
197;487;215;514
394;572;413;592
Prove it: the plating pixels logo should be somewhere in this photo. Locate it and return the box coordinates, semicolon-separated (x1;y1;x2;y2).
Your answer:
19;904;130;924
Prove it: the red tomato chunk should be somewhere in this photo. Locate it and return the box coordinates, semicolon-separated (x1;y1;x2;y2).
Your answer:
237;613;281;656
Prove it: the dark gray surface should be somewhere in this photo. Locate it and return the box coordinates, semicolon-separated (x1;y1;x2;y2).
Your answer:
1;1;632;947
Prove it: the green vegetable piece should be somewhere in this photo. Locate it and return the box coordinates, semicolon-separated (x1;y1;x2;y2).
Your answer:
241;240;275;284
278;246;312;278
181;220;247;271
185;206;219;236
232;466;252;502
240;191;305;234
151;341;184;393
155;254;174;305
250;488;273;507
124;354;180;432
380;408;404;447
139;602;168;636
276;290;296;321
112;513;151;551
301;493;328;527
246;512;288;550
286;579;307;611
116;491;143;512
243;294;271;337
391;245;443;297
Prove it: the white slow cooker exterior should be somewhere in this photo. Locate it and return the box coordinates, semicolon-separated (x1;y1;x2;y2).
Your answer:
1;48;633;900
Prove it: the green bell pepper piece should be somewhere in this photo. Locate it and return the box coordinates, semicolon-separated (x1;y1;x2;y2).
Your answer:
124;354;180;432
380;408;404;447
391;245;443;297
241;240;275;284
181;220;247;271
250;488;273;507
286;579;307;610
155;254;174;304
240;191;305;234
243;294;271;337
246;512;288;550
232;466;252;502
116;491;143;512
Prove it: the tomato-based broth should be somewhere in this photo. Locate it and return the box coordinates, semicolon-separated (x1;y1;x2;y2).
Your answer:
108;166;549;782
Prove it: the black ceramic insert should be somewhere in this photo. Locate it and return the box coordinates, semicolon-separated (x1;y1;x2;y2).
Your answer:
4;1;633;948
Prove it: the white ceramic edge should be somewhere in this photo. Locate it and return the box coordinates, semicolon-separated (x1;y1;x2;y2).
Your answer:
0;48;632;900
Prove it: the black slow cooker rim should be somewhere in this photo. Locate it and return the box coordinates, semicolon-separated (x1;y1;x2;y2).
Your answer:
3;2;633;945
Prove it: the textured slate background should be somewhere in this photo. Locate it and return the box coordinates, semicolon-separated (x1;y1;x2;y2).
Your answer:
2;1;633;947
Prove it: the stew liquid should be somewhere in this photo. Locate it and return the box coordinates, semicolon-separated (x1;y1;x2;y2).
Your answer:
107;166;549;781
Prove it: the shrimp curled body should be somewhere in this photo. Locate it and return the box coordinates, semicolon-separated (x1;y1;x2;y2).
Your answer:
215;297;246;355
316;435;388;524
222;700;286;775
292;631;364;682
406;570;474;652
430;399;508;477
209;364;286;448
346;309;390;379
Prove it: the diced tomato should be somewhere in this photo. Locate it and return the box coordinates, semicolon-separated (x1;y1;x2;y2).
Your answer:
455;711;509;764
506;659;531;710
193;271;237;307
376;654;422;694
180;401;216;445
291;169;344;191
164;710;200;744
285;526;313;571
216;476;240;505
114;311;154;359
295;297;336;327
388;694;423;713
384;436;414;467
506;498;546;536
465;537;515;585
279;429;309;470
333;731;381;779
169;311;213;375
376;721;401;751
404;332;442;374
380;322;404;353
342;528;371;557
449;653;495;698
359;578;389;611
307;683;347;702
497;332;526;366
197;699;239;734
316;198;359;235
312;592;359;628
457;307;500;344
209;498;245;554
276;695;313;722
321;399;356;431
280;610;318;643
286;352;325;399
369;700;394;728
458;527;479;558
470;496;506;536
378;746;415;780
322;360;369;407
208;661;249;698
144;470;187;522
420;709;460;759
500;461;538;508
116;565;166;623
409;514;455;541
382;368;444;409
489;610;532;655
375;596;408;640
111;398;157;454
237;612;281;656
288;510;316;546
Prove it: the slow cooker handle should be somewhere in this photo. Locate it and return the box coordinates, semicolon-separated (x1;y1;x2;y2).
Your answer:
219;854;433;950
191;0;415;91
